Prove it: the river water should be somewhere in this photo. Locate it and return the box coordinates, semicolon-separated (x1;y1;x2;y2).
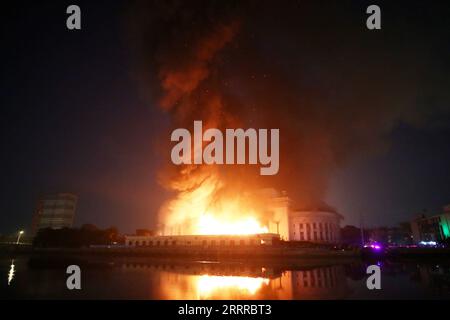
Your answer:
1;256;449;299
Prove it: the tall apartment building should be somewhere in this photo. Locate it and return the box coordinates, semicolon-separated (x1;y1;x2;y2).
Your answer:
31;193;77;234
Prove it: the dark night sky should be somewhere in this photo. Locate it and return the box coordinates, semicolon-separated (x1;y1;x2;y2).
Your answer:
1;0;449;234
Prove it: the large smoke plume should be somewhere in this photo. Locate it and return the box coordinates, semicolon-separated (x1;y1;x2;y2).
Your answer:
127;0;449;230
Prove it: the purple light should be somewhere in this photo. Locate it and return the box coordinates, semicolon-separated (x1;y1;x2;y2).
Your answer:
363;243;383;251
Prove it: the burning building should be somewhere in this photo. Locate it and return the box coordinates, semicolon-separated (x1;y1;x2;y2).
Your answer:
126;188;342;245
127;2;362;243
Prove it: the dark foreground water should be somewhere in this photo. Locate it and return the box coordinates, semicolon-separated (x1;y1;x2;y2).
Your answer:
1;256;450;299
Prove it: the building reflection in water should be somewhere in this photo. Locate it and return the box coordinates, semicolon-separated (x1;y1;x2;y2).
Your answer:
289;266;350;299
121;262;350;299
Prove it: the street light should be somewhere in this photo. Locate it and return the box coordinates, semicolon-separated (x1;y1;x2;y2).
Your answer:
16;230;24;245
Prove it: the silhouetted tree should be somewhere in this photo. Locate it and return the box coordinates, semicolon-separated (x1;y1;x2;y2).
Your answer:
33;225;123;248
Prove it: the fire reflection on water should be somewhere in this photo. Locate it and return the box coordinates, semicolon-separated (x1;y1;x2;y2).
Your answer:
149;264;349;299
4;258;450;299
197;275;270;298
158;272;272;300
112;258;354;299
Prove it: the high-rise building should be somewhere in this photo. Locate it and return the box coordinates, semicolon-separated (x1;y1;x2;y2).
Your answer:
31;193;77;234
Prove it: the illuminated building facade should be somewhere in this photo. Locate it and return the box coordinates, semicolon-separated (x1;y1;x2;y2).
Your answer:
31;193;77;234
411;204;450;243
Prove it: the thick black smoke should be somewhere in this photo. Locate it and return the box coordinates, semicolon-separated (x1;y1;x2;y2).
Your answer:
127;0;450;213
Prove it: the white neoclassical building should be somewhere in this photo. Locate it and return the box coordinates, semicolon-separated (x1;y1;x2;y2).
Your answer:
263;189;343;243
288;210;343;243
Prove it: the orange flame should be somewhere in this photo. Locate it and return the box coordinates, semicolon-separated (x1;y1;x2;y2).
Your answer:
197;275;270;298
160;167;268;235
196;214;268;235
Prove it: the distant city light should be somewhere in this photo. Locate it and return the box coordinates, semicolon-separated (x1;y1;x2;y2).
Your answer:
419;241;437;246
8;260;15;286
363;243;383;251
